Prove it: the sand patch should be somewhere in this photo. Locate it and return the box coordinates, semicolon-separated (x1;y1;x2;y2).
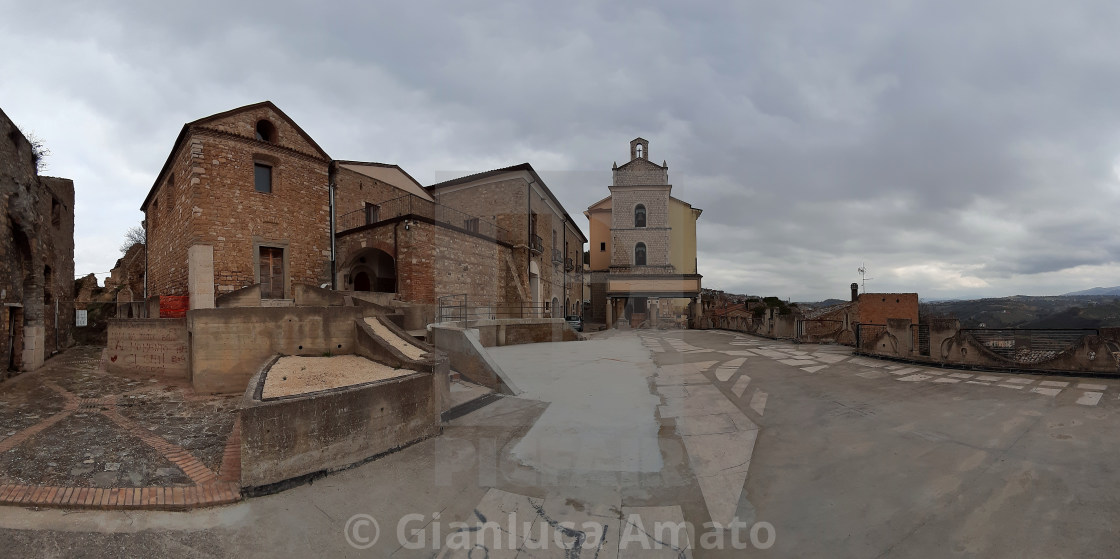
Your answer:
364;318;428;360
263;355;412;398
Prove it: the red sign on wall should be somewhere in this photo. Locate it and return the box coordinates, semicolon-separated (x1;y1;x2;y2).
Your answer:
159;295;190;318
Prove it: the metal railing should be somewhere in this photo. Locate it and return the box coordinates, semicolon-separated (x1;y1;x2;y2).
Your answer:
797;318;844;338
856;323;888;351
434;203;511;243
564;257;575;272
336;194;510;244
551;248;563;264
437;294;554;326
337;194;434;232
529;234;543;254
962;328;1097;364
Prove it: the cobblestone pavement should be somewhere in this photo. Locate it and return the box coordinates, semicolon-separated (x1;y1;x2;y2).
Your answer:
0;347;242;510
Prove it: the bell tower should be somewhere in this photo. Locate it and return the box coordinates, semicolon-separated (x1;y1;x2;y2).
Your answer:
630;137;649;161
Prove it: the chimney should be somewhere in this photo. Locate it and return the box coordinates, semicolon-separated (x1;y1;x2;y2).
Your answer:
851;283;859;302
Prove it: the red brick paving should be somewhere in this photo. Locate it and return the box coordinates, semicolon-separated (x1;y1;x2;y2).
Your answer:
0;350;243;511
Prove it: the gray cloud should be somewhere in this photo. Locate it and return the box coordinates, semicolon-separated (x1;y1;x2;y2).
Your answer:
3;1;1120;300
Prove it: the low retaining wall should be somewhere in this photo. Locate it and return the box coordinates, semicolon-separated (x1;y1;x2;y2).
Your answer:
106;319;189;378
858;319;1120;376
187;307;374;394
435;318;578;348
239;361;441;489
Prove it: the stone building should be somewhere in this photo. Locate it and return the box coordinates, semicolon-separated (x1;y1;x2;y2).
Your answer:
798;284;919;345
0;107;75;374
585;138;702;328
143;102;586;323
428;164;587;318
142;102;332;309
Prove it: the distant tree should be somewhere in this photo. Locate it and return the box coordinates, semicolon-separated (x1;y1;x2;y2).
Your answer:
120;225;145;254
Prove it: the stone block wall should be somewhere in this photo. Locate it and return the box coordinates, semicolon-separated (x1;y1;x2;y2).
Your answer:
612;158;668;186
0;106;75;374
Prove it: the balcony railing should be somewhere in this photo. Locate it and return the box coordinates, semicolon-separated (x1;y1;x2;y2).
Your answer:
564;257;575;271
552;248;563;264
529;234;543;254
336;193;510;244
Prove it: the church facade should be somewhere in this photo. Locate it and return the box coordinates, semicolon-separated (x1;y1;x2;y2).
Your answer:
585;138;702;328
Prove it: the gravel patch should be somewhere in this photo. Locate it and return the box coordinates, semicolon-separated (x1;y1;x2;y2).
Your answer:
263;355;412;399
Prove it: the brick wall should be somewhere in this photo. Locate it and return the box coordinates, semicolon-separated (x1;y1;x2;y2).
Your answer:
145;106;330;300
857;293;919;326
333;165;413;220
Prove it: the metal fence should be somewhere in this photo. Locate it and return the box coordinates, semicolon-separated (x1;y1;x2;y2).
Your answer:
436;294;554;326
913;324;930;356
797;318;843;338
336;193;512;244
962;328;1097;364
856;323;888;351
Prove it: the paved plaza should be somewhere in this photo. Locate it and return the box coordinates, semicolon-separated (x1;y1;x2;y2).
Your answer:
3;329;1120;557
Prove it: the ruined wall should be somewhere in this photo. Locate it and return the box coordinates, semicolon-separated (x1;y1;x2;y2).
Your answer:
0;107;75;374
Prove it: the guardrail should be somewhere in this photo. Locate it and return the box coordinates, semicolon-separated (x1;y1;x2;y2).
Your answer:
962;328;1097;364
336;194;510;244
437;294;555;326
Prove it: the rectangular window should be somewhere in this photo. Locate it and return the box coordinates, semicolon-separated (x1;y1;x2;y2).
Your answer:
365;202;380;225
254;163;272;193
600;242;606;252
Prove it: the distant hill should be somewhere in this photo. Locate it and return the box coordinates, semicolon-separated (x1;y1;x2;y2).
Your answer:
923;295;1120;329
1062;286;1120;296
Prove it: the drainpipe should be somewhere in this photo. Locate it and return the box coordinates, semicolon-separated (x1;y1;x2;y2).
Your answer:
142;218;148;309
328;162;337;290
562;220;567;315
527;179;533;312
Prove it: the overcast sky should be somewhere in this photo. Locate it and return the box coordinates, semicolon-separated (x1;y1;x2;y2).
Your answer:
4;1;1120;301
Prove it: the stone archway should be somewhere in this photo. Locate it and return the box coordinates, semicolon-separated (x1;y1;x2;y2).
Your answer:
346;248;396;293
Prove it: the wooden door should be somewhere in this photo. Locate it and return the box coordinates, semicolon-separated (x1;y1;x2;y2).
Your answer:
259;247;284;299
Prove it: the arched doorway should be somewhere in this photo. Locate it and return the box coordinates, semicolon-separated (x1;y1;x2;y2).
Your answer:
552;297;559;318
353;271;371;292
347;248;396;293
528;261;540;317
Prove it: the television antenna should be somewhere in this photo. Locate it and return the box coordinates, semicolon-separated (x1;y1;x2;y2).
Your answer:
857;263;873;293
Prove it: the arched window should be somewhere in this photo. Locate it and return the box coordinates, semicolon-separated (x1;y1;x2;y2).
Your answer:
635;242;647;266
636;144;643;158
255;120;276;142
634;204;646;228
